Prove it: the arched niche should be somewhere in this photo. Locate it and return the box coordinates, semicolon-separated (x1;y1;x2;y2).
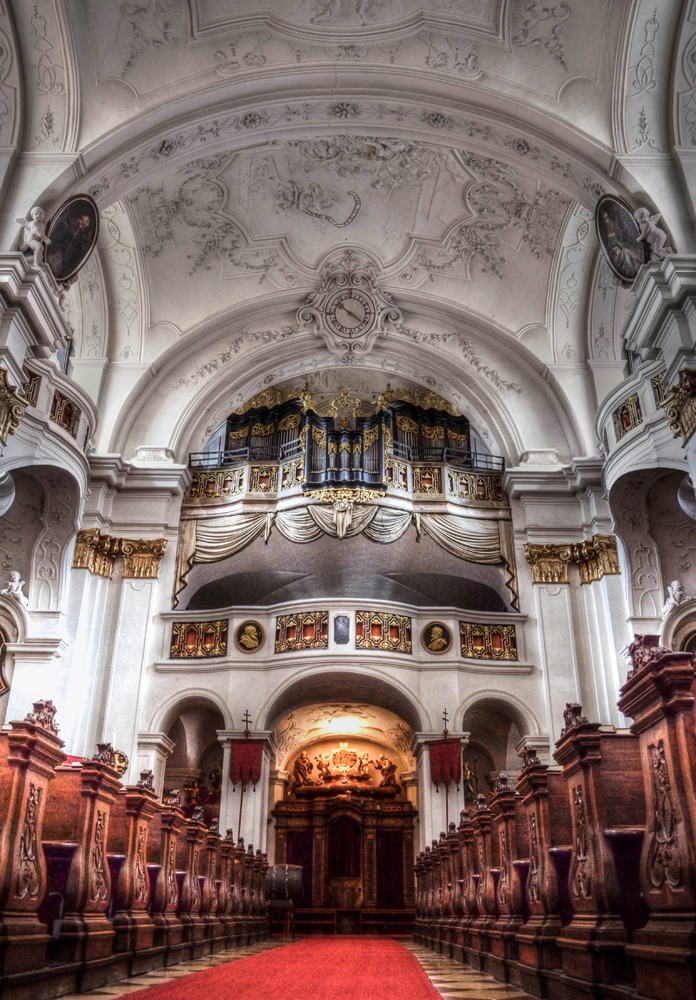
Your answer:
458;693;538;801
160;695;226;827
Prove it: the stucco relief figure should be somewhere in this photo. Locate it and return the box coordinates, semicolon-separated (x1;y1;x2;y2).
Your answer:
661;580;689;621
635;208;674;259
16;208;50;268
372;753;399;790
1;570;28;607
291;750;315;792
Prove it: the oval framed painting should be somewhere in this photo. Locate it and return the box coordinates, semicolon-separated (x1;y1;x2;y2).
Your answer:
234;620;265;653
420;621;452;655
595;195;646;284
46;194;99;285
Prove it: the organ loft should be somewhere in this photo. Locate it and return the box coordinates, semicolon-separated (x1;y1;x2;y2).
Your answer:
0;1;694;999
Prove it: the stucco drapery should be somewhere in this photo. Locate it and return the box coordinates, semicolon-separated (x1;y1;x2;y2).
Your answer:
174;502;515;607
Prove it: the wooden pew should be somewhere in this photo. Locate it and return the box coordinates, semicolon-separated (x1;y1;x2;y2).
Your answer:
0;701;65;977
513;747;573;995
618;641;696;1000
553;704;647;989
488;774;529;981
147;789;186;965
107;770;160;972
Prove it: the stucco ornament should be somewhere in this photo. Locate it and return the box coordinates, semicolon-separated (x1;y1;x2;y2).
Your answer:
297;249;403;354
635;207;674;259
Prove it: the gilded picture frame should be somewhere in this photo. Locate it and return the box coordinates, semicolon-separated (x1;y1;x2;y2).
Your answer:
595;194;646;284
420;621;452;655
234;620;266;653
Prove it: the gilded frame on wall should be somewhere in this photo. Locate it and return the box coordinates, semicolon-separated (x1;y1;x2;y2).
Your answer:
595;195;646;284
420;621;452;655
234;620;265;653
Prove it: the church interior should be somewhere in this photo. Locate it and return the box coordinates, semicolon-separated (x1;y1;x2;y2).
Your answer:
0;1;696;998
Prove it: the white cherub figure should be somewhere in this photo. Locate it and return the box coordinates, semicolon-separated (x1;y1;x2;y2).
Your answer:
1;570;28;607
16;206;50;268
661;579;689;620
635;207;674;260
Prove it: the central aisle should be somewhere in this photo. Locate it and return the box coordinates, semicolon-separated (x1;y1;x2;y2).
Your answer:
135;938;443;1000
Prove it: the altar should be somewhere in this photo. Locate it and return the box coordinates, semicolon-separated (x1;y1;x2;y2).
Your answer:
272;739;416;934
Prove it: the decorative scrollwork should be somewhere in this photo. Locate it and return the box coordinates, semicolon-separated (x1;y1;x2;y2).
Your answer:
664;368;696;444
275;611;328;652
0;367;29;445
356;610;412;653
170;620;228;658
459;622;517;661
24;699;59;733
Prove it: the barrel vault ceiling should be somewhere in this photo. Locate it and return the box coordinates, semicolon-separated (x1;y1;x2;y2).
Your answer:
1;0;689;463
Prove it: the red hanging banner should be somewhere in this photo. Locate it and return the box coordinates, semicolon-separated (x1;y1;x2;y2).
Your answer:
429;739;461;787
230;740;264;786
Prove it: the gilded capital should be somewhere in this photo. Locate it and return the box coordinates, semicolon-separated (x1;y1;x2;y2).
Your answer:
525;535;620;585
0;367;29;445
73;530;167;579
524;543;572;584
664;367;696;444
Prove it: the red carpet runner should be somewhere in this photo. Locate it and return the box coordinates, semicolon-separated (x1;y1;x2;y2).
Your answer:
137;938;442;1000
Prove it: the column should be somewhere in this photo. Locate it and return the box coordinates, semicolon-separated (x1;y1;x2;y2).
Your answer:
136;732;175;798
100;577;157;784
220;732;275;852
414;734;469;852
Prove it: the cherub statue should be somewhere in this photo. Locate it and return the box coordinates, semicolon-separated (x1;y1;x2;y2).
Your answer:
16;207;50;268
315;752;332;781
635;207;674;259
1;570;28;607
661;579;689;620
357;752;370;779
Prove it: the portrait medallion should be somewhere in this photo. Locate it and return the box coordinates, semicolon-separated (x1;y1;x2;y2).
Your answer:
234;620;265;653
421;621;452;655
46;194;100;285
595;195;646;284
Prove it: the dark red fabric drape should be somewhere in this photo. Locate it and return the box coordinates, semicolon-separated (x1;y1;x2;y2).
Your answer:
230;740;264;786
429;739;461;787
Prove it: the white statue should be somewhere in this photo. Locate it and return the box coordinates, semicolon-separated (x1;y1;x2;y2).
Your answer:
1;570;28;607
16;206;50;267
661;579;689;620
635;207;674;260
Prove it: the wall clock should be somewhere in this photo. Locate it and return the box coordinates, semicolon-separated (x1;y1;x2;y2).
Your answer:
325;289;376;342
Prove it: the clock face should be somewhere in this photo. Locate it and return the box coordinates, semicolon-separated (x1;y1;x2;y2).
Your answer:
325;289;375;340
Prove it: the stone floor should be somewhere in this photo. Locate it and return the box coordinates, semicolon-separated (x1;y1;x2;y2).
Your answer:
404;943;531;1000
55;938;532;1000
56;940;285;999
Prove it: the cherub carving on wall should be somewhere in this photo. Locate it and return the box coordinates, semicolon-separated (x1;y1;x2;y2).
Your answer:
635;208;674;259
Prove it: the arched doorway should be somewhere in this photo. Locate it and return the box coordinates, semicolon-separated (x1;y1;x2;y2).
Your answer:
270;700;417;935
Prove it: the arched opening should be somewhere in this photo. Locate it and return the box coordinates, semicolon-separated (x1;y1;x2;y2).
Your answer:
162;700;225;827
270;698;417;934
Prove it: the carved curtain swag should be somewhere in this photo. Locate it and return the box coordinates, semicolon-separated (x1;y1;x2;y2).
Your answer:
174;503;517;609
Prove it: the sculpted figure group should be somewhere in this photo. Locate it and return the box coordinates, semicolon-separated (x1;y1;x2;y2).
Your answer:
290;746;399;792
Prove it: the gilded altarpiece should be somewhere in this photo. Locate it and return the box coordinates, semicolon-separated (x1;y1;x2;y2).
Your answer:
273;738;415;931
